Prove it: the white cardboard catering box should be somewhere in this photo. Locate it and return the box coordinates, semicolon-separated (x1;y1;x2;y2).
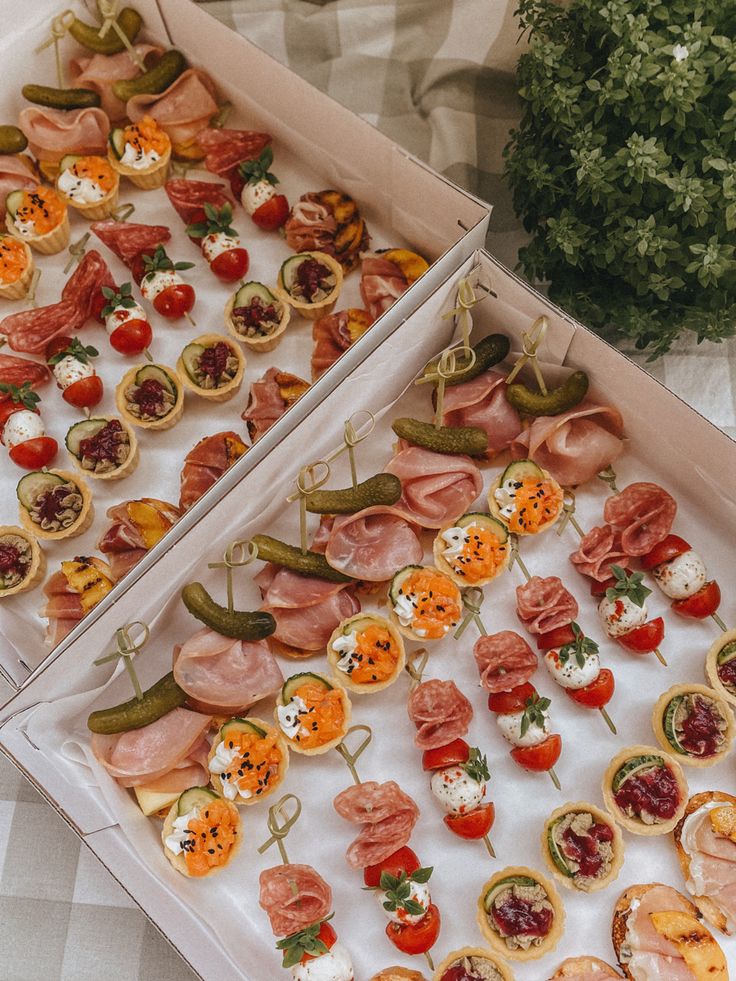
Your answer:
0;0;489;691
2;248;734;979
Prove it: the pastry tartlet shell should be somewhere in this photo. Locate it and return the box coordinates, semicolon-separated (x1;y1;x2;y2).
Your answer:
541;800;624;893
651;683;734;768
161;794;242;877
223;289;290;353
273;673;351;756
207;716;289;806
18;469;93;542
602;744;688;836
476;864;565;962
115;363;184;431
0;525;45;597
705;629;736;709
176;333;245;403
326;613;405;694
68;415;139;481
275;250;344;321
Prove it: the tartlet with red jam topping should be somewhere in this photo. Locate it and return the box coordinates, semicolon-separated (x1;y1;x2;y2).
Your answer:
65;415;138;481
275;251;343;321
0;525;45;597
224;281;290;352
326;613;405;694
652;683;733;768
542;801;624;893
476;865;564;962
17;469;93;542
115;364;184;431
0;235;34;300
433;947;515;981
705;629;736;710
602;744;688;836
176;333;245;402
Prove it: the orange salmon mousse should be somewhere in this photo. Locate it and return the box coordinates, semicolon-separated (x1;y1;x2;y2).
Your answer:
10;186;66;236
437;515;509;586
121;116;170;158
277;678;349;752
491;463;564;536
61;156;117;195
209;726;284;802
391;565;463;640
348;624;400;684
0;235;30;285
162;792;241;878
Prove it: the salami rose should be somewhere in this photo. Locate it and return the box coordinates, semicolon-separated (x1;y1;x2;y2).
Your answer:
61;249;116;321
407;679;473;749
603;482;677;557
474;630;538;693
258;864;332;937
333;781;419;869
384;444;483;529
516;576;579;634
442;370;523;459
569;524;630;582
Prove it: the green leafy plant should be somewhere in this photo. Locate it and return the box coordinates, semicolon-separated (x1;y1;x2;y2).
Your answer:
504;0;736;358
559;621;599;667
605;564;652;607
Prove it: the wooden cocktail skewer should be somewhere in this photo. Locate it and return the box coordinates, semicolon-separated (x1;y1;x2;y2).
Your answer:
334;725;372;785
93;620;150;700
257;793;302;864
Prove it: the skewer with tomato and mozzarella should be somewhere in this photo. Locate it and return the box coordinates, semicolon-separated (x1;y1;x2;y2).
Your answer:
185;201;250;282
100;282;153;357
239;147;290;231
422;739;497;856
0;382;57;469
486;683;563;790
45;336;103;412
134;244;196;321
641;534;726;631
592;565;667;665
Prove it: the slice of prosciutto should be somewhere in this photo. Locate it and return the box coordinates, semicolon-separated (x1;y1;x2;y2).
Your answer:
126;68;218;148
407;679;473;749
173;627;283;716
284;193;337;255
311;308;373;381
622;884;700;980
516;576;579;634
90;707;211;788
256;564;360;653
324;506;423;582
510;401;625;487
91;219;171;271
359;253;409;321
19;106;110;166
570;524;630;582
179;431;248;512
97;498;181;580
679;801;736;933
0;154;36;215
0;353;50;396
442;370;523;459
603;482;677;557
241;367;309;443
164;177;231;227
198;127;271;196
69;45;161;122
40;570;83;646
384;444;483;529
474;631;538;693
259;864;332;937
333;780;419;869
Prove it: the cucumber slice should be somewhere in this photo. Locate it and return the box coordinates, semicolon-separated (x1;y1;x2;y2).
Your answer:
546;822;574;878
662;695;687;754
87;672;188;734
484;875;538;912
388;565;425;606
281;672;333;704
135;365;177;395
181;582;276;641
180;343;205;382
5;190;25;219
58;154;81;174
177;786;218;817
234;282;277;307
16;471;64;511
456;512;509;543
392;417;488;456
499;459;546;485
305;473;402;515
109;129;126;160
612;754;664;793
280;255;309;294
220;718;267;741
340;616;382;637
251;534;355;583
717;640;736;666
65;418;107;459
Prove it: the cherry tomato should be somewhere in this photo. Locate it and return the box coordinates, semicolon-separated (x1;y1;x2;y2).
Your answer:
62;374;104;410
487;683;537;715
591;577;615;597
300;921;336;963
617;616;665;653
421;738;469;772
640;534;691;571
153;283;195;319
8;435;58;469
252;193;289;231
90;288;107;324
386;903;441;956
510;733;562;773
566;668;615;709
44;335;74;361
110;318;153;356
672;580;721;620
210;247;249;282
363;846;420;888
536;624;576;651
444;802;495;840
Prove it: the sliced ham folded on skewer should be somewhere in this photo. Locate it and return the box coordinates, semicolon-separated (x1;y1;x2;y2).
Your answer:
259;863;332;937
474;630;538;693
333;780;419;869
510;401;625;487
19;106;110;166
0;353;50;395
90;707;211;788
324;506;423;582
570;524;631;582
603;482;677;557
241;367;309;443
442;369;523;459
516;576;579;635
0;154;37;215
172;626;284;716
256;564;360;654
179;430;248;512
69;45;162;122
384;444;483;530
97;498;181;580
126;68;219;149
135;735;210;796
407;679;473;749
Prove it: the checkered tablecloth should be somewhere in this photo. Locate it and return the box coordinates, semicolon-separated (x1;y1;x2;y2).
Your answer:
2;2;734;980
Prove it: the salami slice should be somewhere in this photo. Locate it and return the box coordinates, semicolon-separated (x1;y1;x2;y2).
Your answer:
333;780;419;869
603;482;677;557
0;353;50;395
569;524;630;582
258;864;332;937
198;127;271;195
91;219;171;268
473;630;538;693
406;678;473;749
516;575;579;634
164;177;231;227
61;249;116;321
